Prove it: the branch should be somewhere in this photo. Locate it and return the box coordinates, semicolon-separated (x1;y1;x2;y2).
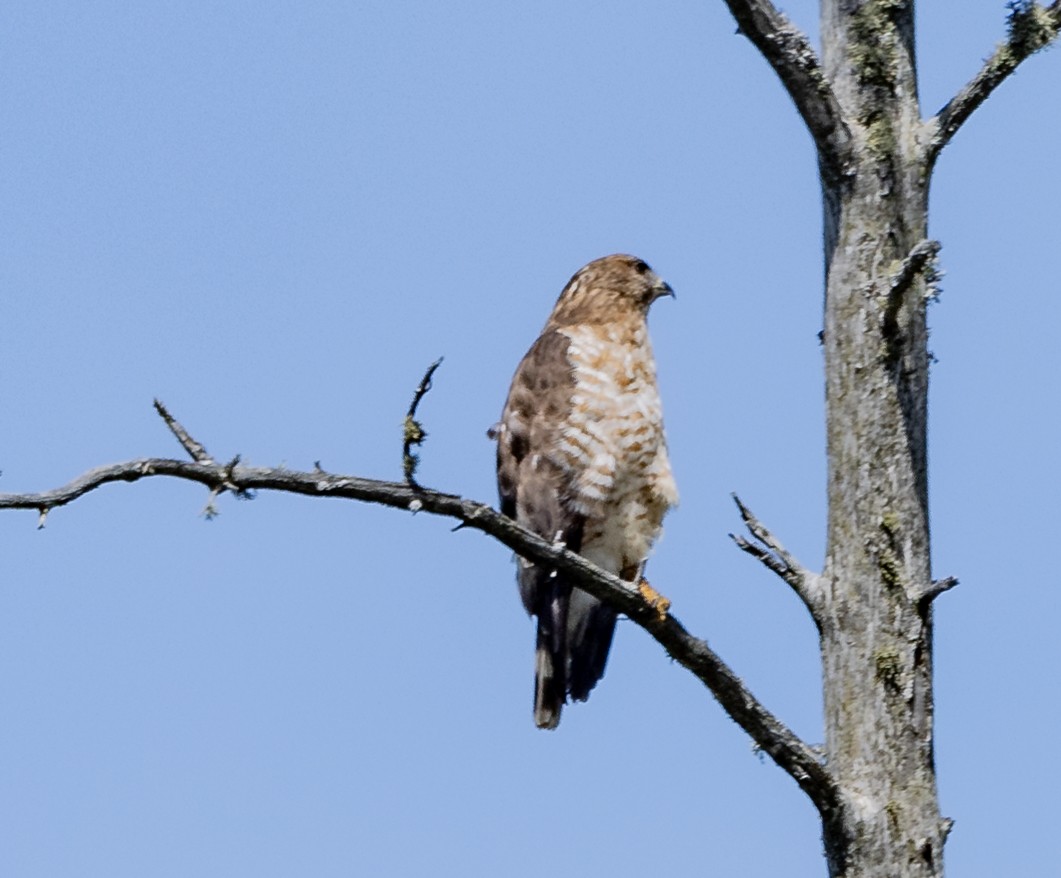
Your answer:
730;494;824;626
721;0;852;181
0;443;841;821
402;358;443;486
928;1;1061;164
154;398;213;463
914;576;959;605
882;239;942;334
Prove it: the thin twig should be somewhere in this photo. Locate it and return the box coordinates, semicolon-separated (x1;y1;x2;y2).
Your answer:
916;576;959;604
731;493;823;624
402;357;443;486
201;454;251;518
154;399;213;463
0;451;841;820
927;1;1061;164
721;0;852;182
731;533;791;580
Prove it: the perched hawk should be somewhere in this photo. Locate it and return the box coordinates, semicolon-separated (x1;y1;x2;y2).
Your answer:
495;254;678;729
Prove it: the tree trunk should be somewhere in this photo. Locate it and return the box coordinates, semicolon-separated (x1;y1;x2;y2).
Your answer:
819;2;945;874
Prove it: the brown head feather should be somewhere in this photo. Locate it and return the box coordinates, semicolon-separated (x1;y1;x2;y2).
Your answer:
546;254;674;328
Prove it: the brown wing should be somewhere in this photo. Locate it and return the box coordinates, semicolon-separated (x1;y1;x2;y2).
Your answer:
496;329;584;729
496;328;585;598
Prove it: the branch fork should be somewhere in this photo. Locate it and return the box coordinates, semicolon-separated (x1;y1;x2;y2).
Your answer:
730;493;824;626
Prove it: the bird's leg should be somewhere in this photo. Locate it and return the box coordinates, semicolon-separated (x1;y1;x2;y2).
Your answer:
627;561;671;622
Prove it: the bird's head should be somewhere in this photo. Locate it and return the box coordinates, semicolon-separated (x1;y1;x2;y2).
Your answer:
548;254;674;326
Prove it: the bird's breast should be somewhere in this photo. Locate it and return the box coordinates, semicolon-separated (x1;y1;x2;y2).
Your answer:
553;324;674;522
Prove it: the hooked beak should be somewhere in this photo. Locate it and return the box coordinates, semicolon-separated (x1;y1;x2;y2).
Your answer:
653;280;675;301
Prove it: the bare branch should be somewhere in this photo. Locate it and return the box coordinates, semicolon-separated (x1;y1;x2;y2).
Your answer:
928;1;1061;164
721;0;852;181
0;452;841;819
402;358;443;486
731;532;790;579
915;576;959;604
154;398;213;463
882;239;942;333
731;494;824;624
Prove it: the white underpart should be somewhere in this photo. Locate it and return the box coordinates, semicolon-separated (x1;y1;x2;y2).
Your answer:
553;322;679;580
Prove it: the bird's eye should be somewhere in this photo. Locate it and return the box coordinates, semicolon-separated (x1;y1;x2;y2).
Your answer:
634;260;650;275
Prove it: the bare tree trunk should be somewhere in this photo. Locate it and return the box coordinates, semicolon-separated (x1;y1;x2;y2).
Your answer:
818;2;943;874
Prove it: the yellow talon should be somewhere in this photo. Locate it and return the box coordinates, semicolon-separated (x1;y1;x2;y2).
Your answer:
638;579;671;622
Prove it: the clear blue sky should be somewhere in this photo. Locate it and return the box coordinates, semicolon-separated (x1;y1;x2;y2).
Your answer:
2;2;1057;875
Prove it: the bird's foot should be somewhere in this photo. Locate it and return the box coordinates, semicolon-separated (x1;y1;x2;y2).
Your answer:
637;579;671;622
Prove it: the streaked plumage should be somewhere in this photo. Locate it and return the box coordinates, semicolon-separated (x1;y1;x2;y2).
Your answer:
495;254;678;729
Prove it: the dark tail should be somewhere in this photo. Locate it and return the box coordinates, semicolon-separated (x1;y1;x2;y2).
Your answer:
567;600;618;702
534;624;564;729
567;562;636;702
533;580;570;729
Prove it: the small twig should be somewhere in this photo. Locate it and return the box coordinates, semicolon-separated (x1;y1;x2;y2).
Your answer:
731;533;791;580
916;576;959;604
882;239;942;334
201;454;252;519
222;455;242;490
202;487;223;520
154;399;213;463
940;817;956;844
731;493;823;624
402;358;444;486
928;1;1061;164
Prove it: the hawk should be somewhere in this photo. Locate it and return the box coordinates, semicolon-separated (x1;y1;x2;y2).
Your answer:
495;254;678;729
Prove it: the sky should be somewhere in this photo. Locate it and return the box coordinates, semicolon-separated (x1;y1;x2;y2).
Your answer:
1;2;1058;876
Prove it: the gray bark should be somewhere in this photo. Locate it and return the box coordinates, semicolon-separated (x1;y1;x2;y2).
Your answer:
819;1;941;874
812;1;1054;875
728;1;1057;875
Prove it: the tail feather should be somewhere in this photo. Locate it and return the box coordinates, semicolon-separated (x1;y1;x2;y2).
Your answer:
532;579;570;729
568;601;618;702
534;628;564;729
